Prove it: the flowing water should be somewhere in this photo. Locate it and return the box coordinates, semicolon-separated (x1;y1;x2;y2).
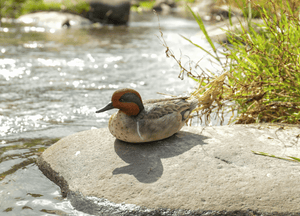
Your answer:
0;12;222;215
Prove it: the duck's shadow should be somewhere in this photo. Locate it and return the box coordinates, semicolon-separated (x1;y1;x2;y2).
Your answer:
113;131;208;183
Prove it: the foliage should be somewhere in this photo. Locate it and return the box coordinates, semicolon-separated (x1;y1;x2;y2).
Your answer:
137;0;196;9
21;0;61;15
139;1;156;9
224;0;300;124
66;0;90;14
0;0;25;18
131;0;196;12
161;0;300;125
131;1;156;12
0;0;90;19
215;0;300;18
175;0;196;3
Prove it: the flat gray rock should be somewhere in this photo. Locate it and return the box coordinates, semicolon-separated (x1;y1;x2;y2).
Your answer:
37;124;300;215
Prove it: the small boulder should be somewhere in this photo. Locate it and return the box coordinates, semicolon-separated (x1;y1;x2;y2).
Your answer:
153;0;176;13
210;4;244;21
37;124;300;215
17;11;92;28
85;0;131;25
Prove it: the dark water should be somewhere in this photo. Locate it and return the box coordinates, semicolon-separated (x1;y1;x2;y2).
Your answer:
0;12;221;215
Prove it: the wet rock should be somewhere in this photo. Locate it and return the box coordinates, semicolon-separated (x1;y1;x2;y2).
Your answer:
210;4;243;20
17;11;92;29
85;0;131;25
37;125;300;215
192;0;243;21
153;0;176;14
190;0;215;20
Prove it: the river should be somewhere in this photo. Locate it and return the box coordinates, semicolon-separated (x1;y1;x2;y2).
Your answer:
0;11;222;215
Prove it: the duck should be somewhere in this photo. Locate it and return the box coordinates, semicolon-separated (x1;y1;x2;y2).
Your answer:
96;88;198;143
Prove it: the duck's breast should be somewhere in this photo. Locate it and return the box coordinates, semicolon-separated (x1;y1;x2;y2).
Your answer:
108;110;185;143
108;111;139;143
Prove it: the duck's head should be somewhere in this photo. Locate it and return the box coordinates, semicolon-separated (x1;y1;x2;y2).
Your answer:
96;88;144;116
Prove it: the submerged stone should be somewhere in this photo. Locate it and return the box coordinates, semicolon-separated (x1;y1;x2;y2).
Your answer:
17;11;92;29
37;125;300;215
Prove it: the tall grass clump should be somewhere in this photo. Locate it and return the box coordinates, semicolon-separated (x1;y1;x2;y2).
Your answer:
162;0;300;125
225;0;300;124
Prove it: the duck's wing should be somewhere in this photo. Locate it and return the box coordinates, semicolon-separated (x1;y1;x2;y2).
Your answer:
137;111;184;141
143;96;189;104
140;99;197;120
133;98;198;142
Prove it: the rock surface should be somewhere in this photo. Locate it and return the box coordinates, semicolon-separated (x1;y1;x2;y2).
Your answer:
37;124;300;215
153;0;176;14
85;0;131;25
17;11;92;28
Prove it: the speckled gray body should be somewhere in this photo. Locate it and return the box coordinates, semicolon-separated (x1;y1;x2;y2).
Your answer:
109;98;198;143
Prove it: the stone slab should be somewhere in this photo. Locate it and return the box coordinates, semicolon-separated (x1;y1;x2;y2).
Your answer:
37;124;300;215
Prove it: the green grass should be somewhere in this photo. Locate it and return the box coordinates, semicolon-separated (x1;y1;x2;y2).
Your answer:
158;0;300;125
139;1;156;9
22;0;90;15
131;0;196;12
131;1;156;12
225;1;300;124
159;0;300;162
22;0;62;14
138;0;196;9
215;0;300;18
252;151;300;162
0;0;90;19
175;0;196;2
178;0;300;125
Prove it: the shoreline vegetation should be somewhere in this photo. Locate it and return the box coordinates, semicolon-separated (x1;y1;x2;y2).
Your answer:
0;0;90;20
160;0;300;125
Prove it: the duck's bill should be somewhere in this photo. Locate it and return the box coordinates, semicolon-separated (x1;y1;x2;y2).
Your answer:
95;102;114;113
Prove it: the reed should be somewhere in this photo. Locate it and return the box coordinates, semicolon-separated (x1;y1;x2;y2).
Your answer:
252;151;300;163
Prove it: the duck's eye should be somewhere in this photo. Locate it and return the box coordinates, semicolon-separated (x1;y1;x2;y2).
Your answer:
119;98;125;102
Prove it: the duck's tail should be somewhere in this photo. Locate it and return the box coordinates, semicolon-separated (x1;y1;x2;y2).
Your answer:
181;98;198;121
187;98;198;112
